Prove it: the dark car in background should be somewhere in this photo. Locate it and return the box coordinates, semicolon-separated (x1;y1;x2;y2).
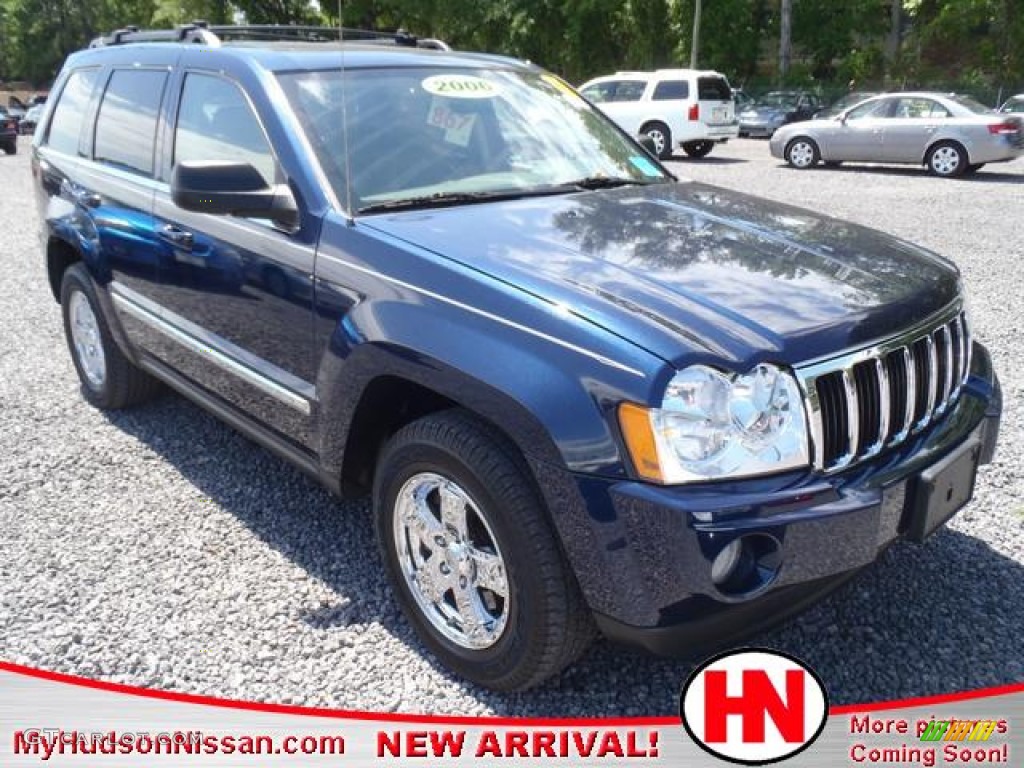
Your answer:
1000;94;1024;117
19;104;44;135
33;23;1001;692
739;90;821;137
0;107;18;154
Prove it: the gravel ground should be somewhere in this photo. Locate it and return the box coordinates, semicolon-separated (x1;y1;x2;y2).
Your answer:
1;135;1022;717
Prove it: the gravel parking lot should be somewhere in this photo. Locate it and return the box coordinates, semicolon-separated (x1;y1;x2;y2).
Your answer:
1;135;1021;717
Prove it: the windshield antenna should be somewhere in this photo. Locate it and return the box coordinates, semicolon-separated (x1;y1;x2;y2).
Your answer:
338;0;354;222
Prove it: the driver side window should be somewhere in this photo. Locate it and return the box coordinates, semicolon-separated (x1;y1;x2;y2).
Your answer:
847;99;890;120
174;73;276;185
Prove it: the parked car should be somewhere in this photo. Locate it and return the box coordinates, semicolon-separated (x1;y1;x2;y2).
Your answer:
578;69;738;159
6;95;26;120
772;91;1024;176
19;103;44;135
999;93;1024;116
732;87;753;110
0;107;17;154
35;25;1001;691
814;91;881;120
738;91;821;137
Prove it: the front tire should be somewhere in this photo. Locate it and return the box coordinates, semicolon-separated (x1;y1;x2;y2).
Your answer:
682;140;714;158
927;141;967;177
61;263;161;409
640;121;673;160
1;140;15;155
785;137;820;169
374;410;593;691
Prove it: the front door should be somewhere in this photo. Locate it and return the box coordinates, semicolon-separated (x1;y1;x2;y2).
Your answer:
148;71;318;447
826;97;892;162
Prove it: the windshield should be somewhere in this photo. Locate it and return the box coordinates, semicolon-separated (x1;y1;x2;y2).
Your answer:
1000;97;1024;113
754;93;798;109
278;67;672;213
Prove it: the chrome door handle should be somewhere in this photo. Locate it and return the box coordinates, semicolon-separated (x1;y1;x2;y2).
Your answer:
60;180;101;208
159;224;194;250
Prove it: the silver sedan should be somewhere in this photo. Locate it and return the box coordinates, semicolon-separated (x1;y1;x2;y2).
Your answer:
770;92;1024;177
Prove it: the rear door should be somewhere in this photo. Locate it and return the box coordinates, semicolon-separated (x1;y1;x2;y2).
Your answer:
697;75;735;128
880;97;950;162
36;58;172;354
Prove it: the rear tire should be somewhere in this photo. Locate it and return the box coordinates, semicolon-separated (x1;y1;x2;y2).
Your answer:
374;410;594;691
785;137;820;169
60;263;162;409
640;121;673;160
1;140;15;155
926;141;967;177
682;140;714;158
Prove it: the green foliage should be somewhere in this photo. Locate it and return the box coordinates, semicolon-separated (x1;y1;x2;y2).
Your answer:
1;0;1021;100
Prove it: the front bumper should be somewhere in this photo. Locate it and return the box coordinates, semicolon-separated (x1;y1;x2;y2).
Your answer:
739;120;781;138
548;343;1001;657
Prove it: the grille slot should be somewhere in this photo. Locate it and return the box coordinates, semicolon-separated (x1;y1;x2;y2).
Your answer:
800;308;970;472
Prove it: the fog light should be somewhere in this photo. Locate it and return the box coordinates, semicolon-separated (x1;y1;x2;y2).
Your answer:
711;539;743;585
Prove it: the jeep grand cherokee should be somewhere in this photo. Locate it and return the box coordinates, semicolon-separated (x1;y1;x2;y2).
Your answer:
32;23;1001;691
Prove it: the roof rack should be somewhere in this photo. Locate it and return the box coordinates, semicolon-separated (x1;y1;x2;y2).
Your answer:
89;21;450;50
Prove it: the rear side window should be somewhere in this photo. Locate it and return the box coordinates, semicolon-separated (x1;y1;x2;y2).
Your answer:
582;80;646;103
652;81;689;101
47;69;99;155
94;69;169;176
174;73;276;185
697;77;732;101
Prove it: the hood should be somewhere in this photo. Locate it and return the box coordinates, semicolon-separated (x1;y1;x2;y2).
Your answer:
363;182;960;370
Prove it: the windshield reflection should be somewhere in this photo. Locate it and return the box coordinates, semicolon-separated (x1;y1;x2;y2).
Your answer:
278;67;672;212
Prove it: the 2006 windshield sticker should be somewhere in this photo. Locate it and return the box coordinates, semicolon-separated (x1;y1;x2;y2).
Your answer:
422;74;499;98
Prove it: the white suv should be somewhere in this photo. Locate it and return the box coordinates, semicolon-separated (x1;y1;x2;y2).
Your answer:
579;69;739;159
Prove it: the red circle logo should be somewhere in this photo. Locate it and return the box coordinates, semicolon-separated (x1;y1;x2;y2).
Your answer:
679;648;830;765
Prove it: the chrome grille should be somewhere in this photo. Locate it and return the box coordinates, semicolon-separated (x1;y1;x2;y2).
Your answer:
797;305;971;472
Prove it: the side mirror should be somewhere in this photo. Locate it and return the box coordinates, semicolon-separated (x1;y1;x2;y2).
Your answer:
637;134;659;157
171;161;299;231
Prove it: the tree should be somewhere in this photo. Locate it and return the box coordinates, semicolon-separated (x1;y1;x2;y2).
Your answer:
779;0;793;80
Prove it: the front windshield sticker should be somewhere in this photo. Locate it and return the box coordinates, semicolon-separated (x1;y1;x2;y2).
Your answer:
540;73;587;108
629;155;662;177
421;74;499;99
427;100;477;146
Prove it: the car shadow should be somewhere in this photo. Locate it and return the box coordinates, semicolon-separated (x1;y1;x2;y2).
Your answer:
668;155;747;165
778;162;1024;183
103;395;1024;716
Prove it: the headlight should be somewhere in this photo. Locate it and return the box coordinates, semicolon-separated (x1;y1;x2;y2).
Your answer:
619;364;809;484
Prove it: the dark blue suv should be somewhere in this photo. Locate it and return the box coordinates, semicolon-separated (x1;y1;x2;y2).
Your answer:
33;24;1001;691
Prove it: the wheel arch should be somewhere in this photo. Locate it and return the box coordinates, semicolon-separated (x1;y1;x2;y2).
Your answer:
923;137;970;167
320;346;582;500
47;235;82;303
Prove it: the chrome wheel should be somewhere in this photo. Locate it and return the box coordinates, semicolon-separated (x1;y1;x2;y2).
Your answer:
646;130;666;156
393;472;510;650
930;144;963;176
787;139;817;168
642;123;671;158
69;291;106;389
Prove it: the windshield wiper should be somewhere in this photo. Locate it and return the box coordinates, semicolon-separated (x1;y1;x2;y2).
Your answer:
358;188;569;214
357;176;664;214
558;176;658;190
